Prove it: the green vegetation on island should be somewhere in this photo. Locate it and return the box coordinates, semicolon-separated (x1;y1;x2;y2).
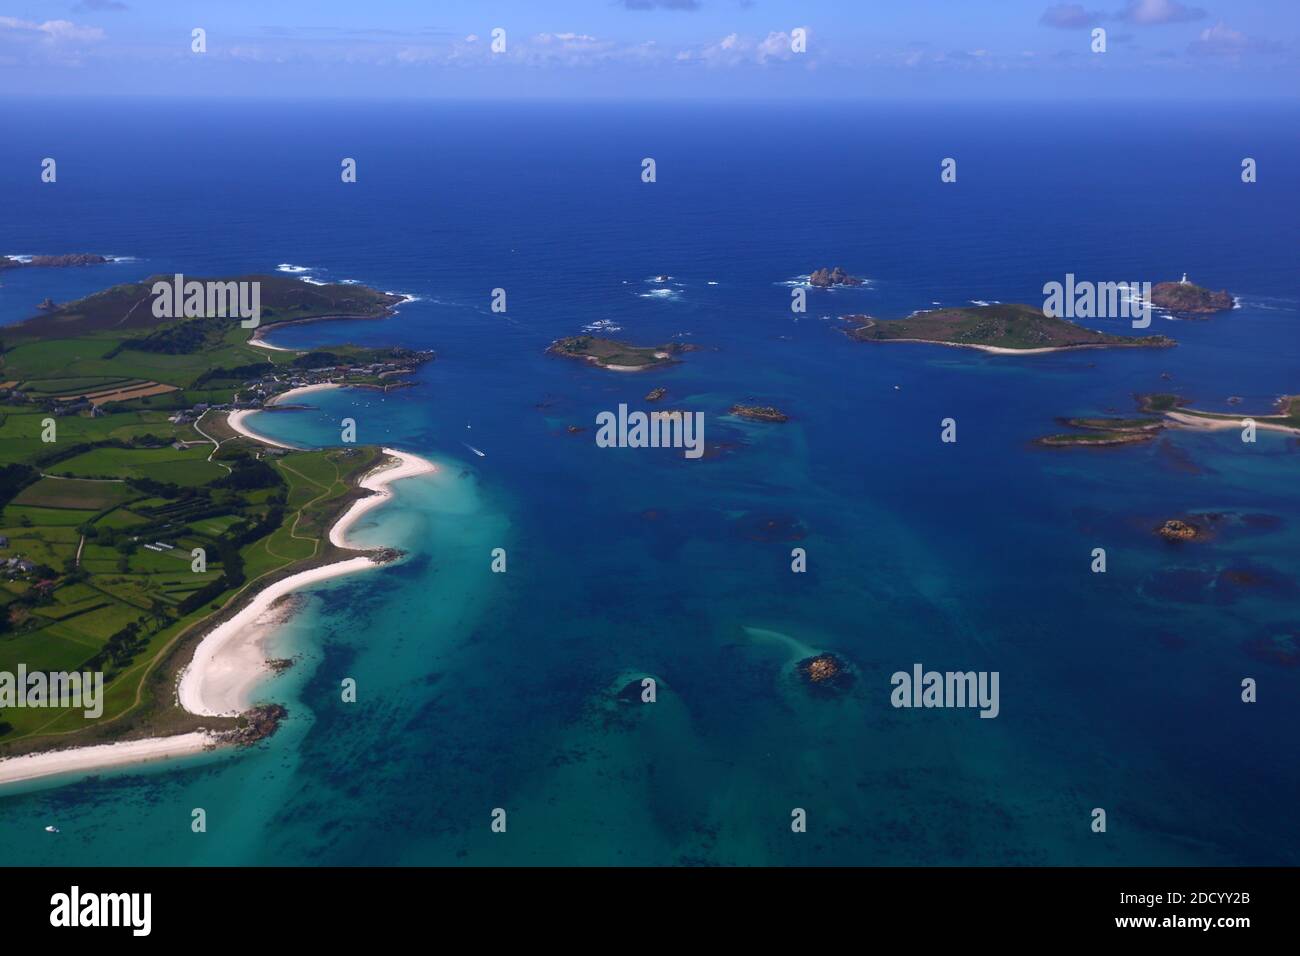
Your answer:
0;273;427;752
1035;420;1164;447
547;336;695;371
844;304;1176;352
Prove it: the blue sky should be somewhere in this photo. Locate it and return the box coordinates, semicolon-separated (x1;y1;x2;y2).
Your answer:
2;0;1297;99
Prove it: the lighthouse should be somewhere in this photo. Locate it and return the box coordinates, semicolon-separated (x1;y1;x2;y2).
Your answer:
1180;272;1190;285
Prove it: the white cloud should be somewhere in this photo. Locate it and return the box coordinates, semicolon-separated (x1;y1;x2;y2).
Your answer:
683;29;810;67
1187;20;1260;56
0;16;105;43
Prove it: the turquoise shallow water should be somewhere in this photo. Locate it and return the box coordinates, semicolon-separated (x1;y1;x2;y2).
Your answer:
1;100;1297;864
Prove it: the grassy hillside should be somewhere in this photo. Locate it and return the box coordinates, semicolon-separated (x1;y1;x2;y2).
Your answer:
0;274;420;750
2;274;401;342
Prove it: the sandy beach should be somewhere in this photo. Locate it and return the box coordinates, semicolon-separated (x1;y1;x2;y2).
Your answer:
225;383;347;449
1165;410;1300;437
226;409;299;449
176;556;379;717
272;382;346;405
179;445;434;717
0;733;217;788
858;336;1152;355
0;443;437;787
330;447;438;548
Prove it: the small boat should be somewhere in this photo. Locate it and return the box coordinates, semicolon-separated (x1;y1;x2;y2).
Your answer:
44;825;59;833
462;443;486;458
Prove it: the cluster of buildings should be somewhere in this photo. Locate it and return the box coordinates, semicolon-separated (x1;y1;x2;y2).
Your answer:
168;402;223;425
237;360;419;407
3;556;38;578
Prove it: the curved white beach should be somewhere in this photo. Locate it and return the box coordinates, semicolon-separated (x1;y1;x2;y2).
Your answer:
226;383;347;449
0;445;436;787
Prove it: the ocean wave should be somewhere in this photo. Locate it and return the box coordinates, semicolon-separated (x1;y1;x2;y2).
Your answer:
4;254;32;263
277;263;312;274
637;288;680;300
105;255;138;263
1234;297;1299;312
300;276;329;286
582;319;622;333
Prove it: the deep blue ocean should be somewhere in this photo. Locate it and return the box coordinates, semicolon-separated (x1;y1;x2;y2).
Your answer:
1;100;1297;865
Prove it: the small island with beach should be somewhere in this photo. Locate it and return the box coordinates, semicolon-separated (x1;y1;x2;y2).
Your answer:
0;269;437;787
547;335;696;371
1035;392;1300;448
843;303;1176;353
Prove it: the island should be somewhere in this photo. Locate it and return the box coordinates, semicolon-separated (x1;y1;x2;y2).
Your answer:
1035;417;1165;447
1156;519;1203;543
0;270;431;772
0;253;109;271
546;335;694;372
1149;275;1233;314
796;652;854;693
809;266;864;288
729;404;789;423
844;304;1176;353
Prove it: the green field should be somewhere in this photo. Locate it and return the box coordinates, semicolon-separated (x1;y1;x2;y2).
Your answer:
0;273;409;748
0;437;382;742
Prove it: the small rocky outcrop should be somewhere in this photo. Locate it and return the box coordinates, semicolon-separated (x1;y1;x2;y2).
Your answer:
730;404;789;423
1157;519;1201;542
645;387;667;402
217;704;288;747
796;653;855;693
809;266;864;288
